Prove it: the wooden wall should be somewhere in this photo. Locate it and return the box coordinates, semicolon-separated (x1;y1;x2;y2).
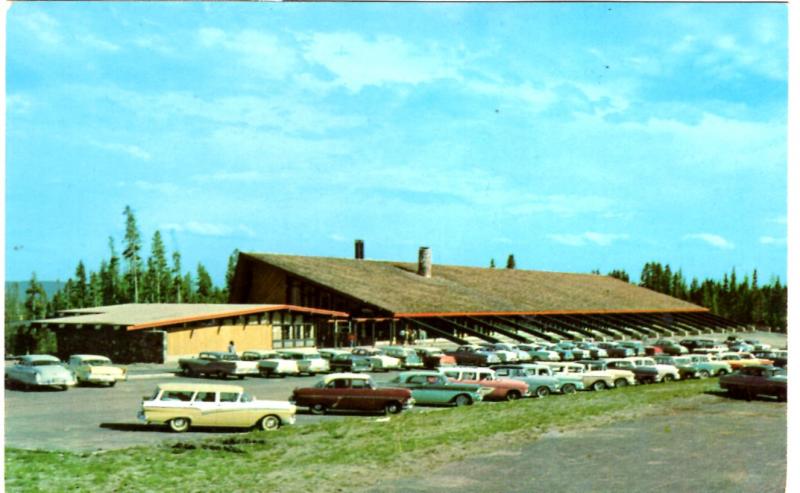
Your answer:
166;320;273;358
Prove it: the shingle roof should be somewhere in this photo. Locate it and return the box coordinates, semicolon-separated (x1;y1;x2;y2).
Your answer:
243;253;706;315
36;303;347;331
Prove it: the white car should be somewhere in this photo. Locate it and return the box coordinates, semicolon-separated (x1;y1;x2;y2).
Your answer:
626;356;681;382
68;354;127;386
350;347;402;371
6;354;77;390
242;350;305;377
277;350;331;375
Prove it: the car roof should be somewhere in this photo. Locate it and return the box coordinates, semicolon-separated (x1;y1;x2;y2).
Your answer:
397;370;443;378
20;354;61;362
155;383;245;393
70;354;112;360
441;366;494;372
322;372;373;383
200;351;230;356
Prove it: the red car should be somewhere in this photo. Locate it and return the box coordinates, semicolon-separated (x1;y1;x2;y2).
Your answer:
290;373;414;415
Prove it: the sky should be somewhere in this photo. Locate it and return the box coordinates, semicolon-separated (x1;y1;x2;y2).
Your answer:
4;2;788;286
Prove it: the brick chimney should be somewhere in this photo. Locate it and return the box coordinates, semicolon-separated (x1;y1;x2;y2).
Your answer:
418;246;432;278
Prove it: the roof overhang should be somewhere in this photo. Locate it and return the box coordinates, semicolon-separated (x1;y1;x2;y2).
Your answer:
126;305;348;331
392;308;710;318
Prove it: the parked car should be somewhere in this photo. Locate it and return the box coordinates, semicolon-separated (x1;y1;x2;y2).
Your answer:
488;343;533;362
556;342;591;360
752;350;787;369
617;341;646;356
277;350;330;375
380;346;424;369
491;364;566;396
291;373;414;415
439;366;530;401
719;365;787;401
517;344;561;362
445;345;502;367
350;347;403;371
576;360;637;387
744;339;771;351
604;358;660;384
319;348;350;360
5;354;76;390
543;362;617;391
68;354;127;386
329;352;373;372
414;347;457;369
138;383;296;432
686;354;733;377
654;355;702;379
178;352;259;379
241;350;308;377
386;371;489;406
716;352;774;370
596;342;635;358
575;342;608;359
624;357;681;383
644;345;664;356
653;339;689;356
727;341;755;353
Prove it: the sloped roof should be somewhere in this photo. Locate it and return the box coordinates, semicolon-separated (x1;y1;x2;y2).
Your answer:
36;303;347;331
242;253;707;315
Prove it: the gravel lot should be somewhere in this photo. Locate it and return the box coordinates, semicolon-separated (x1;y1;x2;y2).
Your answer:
365;394;787;493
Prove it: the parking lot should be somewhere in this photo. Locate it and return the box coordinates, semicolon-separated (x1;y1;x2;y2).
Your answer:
4;370;412;451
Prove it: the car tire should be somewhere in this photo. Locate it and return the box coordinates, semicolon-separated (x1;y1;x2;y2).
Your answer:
183;367;195;377
59;385;69;391
259;415;281;431
591;380;607;391
614;378;629;388
777;389;787;402
717;369;728;377
454;394;472;407
310;404;327;415
561;384;577;395
169;417;190;433
108;381;117;387
505;390;521;401
216;372;227;380
385;401;403;415
236;375;245;380
698;370;710;379
662;374;675;383
535;387;550;398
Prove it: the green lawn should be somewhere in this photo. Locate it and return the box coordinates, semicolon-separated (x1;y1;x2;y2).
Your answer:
5;380;721;493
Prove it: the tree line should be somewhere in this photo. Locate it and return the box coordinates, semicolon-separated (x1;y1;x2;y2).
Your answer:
606;261;787;331
5;206;239;354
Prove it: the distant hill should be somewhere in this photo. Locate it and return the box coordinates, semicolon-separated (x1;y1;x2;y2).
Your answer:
5;281;65;299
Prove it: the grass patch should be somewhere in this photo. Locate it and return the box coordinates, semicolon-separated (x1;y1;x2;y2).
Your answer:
5;380;720;493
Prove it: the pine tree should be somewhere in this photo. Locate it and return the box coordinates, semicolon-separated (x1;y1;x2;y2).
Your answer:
489;258;496;269
71;261;90;308
24;273;48;320
506;254;516;269
102;237;122;305
122;206;143;303
171;251;184;303
607;269;630;282
196;263;214;302
224;249;240;301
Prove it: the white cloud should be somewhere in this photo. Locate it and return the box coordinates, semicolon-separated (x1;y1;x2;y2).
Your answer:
759;236;786;246
197;28;297;79
547;232;629;247
7;93;34;115
16;11;62;46
301;32;458;91
78;34;120;52
161;221;256;238
89;140;151;161
683;233;735;249
767;215;787;225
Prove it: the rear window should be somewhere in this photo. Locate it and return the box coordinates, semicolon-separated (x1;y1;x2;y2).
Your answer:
220;392;240;402
161;391;194;401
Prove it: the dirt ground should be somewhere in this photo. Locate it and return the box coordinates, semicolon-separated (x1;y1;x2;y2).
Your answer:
364;393;787;493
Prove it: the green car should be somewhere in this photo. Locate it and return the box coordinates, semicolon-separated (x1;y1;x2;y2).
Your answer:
385;371;489;406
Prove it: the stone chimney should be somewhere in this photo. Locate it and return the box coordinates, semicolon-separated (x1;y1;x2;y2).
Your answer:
418;246;432;278
355;239;364;260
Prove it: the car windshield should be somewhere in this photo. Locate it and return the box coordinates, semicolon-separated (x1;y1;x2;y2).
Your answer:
84;359;112;366
30;360;60;366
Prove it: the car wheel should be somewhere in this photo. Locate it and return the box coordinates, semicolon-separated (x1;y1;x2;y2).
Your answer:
259;415;281;431
505;390;521;401
698;370;710;379
662;374;675;383
169;417;190;433
385;401;403;415
777;389;787;402
216;372;227;380
454;394;472;407
614;378;629;388
308;372;316;377
183;367;195;377
717;369;728;376
236;375;245;380
561;384;577;395
591;380;607;391
535;386;550;398
310;404;327;415
59;385;69;391
108;381;117;387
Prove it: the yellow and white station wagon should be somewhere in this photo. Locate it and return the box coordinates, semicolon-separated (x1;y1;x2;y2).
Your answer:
138;383;296;432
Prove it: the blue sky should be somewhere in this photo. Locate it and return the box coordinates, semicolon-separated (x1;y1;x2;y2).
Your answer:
5;3;787;285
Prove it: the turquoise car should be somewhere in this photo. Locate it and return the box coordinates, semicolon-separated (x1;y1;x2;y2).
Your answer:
385;371;489;406
491;364;566;396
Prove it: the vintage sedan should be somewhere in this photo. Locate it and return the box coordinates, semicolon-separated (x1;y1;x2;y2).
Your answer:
596;342;636;358
6;354;76;390
653;339;689;356
654;355;703;379
386;371;490;406
576;360;637;387
178;352;259;379
291;373;414;415
138;383;295;432
517;344;561;362
350;347;403;371
241;350;308;377
277;350;330;374
543;362;617;391
717;352;774;370
440;366;530;401
493;363;579;395
687;354;733;377
752;350;787;369
415;347;457;369
329;352;373;372
446;345;502;366
380;346;424;369
68;354;127;386
719;365;787;401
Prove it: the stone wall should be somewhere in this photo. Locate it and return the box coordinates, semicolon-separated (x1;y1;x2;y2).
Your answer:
55;326;166;364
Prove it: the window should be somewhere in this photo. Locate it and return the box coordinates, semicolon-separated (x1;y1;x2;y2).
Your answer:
351;379;371;389
220;392;240;403
195;392;216;403
161;391;194;402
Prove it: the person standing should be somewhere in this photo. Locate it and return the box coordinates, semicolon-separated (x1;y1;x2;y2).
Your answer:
228;340;237;354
